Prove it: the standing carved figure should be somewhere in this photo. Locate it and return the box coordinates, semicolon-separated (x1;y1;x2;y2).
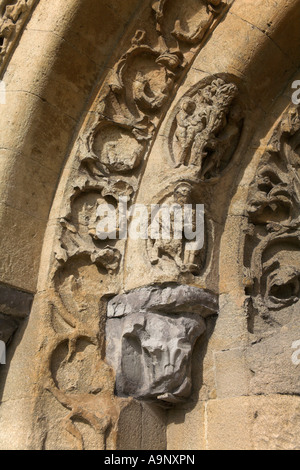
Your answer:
191;80;238;167
173;79;240;179
148;182;202;274
175;98;200;167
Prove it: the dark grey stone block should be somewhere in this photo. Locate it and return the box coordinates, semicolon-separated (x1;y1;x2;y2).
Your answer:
0;283;33;344
0;283;33;319
106;285;218;405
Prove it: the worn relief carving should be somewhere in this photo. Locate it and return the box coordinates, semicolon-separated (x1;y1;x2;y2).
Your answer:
106;285;218;404
31;1;235;449
147;182;206;275
145;75;243;275
0;0;38;75
56;177;135;274
245;106;300;333
153;0;224;46
170;78;242;179
242;105;300;399
81;1;229;179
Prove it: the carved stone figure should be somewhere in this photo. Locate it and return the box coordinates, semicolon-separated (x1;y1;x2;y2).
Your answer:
174;97;204;167
172;78;242;179
147;182;204;275
106;285;218;404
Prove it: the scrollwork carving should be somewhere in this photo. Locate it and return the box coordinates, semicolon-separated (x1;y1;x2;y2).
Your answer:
80;2;229;178
153;0;224;46
0;0;38;75
33;0;232;449
43;292;118;450
245;105;300;334
54;177;135;275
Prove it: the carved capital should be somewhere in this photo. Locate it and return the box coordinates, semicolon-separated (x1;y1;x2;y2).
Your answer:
106;285;218;404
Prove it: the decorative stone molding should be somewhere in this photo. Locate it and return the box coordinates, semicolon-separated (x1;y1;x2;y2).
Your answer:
0;0;39;76
1;0;300;452
81;1;230;180
21;1;234;449
2;0;238;450
244;105;300;333
106;285;218;404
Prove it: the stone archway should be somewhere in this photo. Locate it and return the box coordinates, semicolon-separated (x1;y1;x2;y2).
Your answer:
1;0;300;450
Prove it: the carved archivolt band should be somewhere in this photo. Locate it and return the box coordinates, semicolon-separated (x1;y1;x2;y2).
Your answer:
245;105;300;333
28;0;235;450
0;0;39;76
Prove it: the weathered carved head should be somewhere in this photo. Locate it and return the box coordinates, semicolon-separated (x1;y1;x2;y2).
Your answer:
174;182;192;206
106;285;218;404
181;97;197;116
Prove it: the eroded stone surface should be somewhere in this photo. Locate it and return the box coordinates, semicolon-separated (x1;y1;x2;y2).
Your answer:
1;0;300;452
0;0;38;76
0;283;33;319
107;286;218;404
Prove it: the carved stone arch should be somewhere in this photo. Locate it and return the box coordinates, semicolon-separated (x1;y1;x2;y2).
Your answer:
1;0;300;450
